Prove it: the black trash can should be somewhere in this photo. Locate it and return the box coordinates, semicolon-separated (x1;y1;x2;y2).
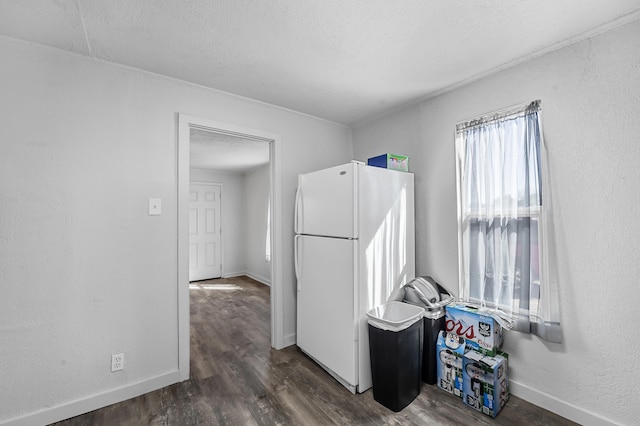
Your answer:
367;301;425;412
403;277;454;385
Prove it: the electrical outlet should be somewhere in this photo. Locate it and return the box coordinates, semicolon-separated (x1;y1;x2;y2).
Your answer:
111;352;124;372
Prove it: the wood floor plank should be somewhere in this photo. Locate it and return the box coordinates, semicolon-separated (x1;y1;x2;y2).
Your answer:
51;276;576;426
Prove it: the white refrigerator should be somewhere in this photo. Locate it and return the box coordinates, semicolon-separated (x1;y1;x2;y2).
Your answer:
294;161;415;393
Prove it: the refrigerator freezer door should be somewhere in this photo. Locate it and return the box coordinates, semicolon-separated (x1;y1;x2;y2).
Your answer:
296;235;357;388
295;163;357;238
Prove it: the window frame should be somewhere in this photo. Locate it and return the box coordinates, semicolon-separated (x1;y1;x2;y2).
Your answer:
455;101;545;327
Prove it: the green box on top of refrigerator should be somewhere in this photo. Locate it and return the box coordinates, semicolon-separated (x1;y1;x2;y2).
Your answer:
367;154;409;172
445;303;504;356
462;350;509;418
436;331;466;398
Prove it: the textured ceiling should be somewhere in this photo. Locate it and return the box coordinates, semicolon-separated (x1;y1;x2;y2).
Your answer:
190;129;270;173
1;1;640;125
2;1;640;170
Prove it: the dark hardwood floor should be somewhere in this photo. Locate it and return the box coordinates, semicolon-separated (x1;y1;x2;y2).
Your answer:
52;276;576;426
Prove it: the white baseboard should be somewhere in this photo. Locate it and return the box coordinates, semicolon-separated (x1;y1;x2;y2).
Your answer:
246;272;271;286
222;271;271;286
2;371;181;426
283;332;296;348
510;380;622;426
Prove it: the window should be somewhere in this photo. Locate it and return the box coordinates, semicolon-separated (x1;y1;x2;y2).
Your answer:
455;100;561;342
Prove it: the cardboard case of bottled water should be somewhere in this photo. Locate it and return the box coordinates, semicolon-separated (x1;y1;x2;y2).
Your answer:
435;330;466;398
462;350;509;418
445;303;504;356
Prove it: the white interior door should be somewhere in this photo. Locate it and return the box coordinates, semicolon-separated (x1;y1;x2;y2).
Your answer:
189;183;222;281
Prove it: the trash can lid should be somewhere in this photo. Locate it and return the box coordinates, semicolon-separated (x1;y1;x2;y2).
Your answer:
366;301;425;332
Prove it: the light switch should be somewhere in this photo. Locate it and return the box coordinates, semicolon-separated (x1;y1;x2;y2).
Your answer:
149;198;162;215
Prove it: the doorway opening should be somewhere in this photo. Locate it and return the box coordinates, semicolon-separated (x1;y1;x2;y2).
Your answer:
188;127;271;283
177;114;284;381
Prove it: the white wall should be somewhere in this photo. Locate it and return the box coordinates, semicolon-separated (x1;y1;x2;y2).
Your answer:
353;19;640;426
190;169;246;277
0;37;351;424
244;165;272;285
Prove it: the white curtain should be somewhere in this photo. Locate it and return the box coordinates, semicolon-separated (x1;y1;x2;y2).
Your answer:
455;101;561;343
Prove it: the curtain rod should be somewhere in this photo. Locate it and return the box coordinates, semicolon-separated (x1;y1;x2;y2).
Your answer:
456;99;541;133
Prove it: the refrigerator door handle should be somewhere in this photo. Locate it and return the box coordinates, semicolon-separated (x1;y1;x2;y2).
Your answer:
294;234;301;291
294;183;302;234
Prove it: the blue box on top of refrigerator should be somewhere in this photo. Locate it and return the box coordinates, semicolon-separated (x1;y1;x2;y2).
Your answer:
294;161;415;393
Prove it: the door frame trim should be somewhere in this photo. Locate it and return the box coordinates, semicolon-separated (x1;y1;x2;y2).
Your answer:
177;113;284;381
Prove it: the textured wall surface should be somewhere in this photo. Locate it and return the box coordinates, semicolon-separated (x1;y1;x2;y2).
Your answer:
0;38;351;424
353;18;640;426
